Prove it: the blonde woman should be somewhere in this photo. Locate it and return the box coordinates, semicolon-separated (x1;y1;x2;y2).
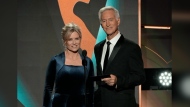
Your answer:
43;23;94;107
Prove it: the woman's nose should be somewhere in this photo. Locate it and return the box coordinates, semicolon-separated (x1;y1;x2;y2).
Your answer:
72;40;76;44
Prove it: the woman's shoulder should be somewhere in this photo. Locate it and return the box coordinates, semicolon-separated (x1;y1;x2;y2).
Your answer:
55;52;64;57
86;56;92;61
85;57;93;65
51;52;65;60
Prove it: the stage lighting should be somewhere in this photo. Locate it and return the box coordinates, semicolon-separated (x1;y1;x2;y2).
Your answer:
159;71;172;86
141;68;172;90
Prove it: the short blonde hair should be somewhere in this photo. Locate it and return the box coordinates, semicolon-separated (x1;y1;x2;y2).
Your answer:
61;22;82;41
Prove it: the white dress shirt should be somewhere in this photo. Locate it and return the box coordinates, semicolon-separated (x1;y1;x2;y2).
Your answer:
101;32;121;70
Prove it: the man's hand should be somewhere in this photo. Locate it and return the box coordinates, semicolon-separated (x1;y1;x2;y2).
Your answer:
101;74;117;86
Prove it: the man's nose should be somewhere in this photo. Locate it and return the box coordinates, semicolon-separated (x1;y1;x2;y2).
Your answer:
106;21;110;27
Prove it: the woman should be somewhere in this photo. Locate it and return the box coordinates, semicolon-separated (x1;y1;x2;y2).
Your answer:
43;23;94;107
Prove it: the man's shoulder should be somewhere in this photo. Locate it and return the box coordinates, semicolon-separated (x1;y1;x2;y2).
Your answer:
123;37;138;46
95;40;105;47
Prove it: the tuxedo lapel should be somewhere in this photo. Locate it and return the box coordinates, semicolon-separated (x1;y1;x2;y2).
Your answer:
97;41;106;73
104;35;124;73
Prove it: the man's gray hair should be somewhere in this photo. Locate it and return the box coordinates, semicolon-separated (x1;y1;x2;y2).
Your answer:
98;6;120;22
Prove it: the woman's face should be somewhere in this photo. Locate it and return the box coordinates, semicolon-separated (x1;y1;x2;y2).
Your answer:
65;31;81;53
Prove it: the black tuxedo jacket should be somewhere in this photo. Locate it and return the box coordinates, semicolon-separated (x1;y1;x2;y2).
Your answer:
94;34;145;107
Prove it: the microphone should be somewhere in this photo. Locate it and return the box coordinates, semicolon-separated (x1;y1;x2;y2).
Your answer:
82;50;87;57
82;50;88;106
82;50;87;66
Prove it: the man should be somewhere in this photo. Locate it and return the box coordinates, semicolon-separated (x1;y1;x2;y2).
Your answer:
94;6;146;107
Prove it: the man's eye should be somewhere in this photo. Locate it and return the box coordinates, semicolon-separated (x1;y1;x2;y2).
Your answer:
102;20;106;22
109;18;113;21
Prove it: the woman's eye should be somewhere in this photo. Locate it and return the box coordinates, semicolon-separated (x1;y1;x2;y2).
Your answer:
67;38;73;41
76;38;80;40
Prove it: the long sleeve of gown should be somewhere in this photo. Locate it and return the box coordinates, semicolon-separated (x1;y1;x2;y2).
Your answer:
43;57;56;107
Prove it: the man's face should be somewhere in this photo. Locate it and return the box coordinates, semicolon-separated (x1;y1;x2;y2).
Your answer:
100;9;120;37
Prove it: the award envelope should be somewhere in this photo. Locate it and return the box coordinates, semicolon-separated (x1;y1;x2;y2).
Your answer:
90;75;110;81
